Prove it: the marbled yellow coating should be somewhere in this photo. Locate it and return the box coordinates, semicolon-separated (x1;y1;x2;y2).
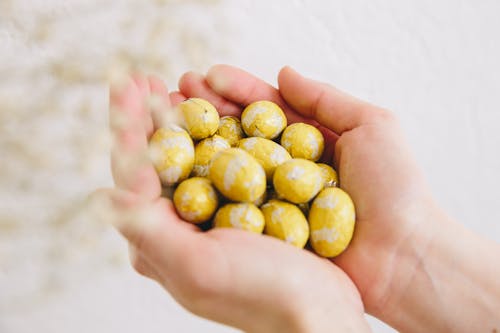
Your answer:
213;203;265;233
237;137;291;180
281;123;324;161
192;135;230;177
253;189;267;207
208;148;266;202
179;98;220;140
317;163;339;188
273;158;323;204
148;125;194;186
216;116;245;146
173;177;219;224
308;187;356;257
261;199;309;248
241;101;287;139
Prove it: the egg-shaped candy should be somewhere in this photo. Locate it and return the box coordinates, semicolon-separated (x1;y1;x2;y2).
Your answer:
192;135;230;177
179;98;219;140
148;125;194;186
317;163;339;188
281;123;324;161
241;101;286;139
308;187;355;257
261;199;309;248
213;203;265;233
173;177;219;224
208;148;266;202
273;158;323;204
216;116;245;146
237;137;291;181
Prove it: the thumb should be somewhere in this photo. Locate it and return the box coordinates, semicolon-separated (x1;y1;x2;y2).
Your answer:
277;66;387;134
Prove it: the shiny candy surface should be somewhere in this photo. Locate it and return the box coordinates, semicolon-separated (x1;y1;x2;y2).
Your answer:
273;158;323;204
261;199;309;248
179;98;220;140
213;203;265;233
238;137;291;181
241;101;286;139
148;125;194;186
173;177;219;224
308;187;355;257
216;116;245;146
193;135;231;177
208;148;266;202
281;123;324;161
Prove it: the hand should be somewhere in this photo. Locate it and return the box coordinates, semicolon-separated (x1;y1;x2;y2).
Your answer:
103;74;372;333
177;65;433;310
177;65;500;332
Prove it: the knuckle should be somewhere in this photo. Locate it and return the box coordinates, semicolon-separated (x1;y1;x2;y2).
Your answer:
370;107;398;124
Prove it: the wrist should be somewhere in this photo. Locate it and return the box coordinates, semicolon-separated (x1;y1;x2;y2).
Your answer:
288;282;372;333
371;206;500;332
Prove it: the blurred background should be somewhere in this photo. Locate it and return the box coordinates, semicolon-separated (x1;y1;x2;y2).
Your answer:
1;0;499;332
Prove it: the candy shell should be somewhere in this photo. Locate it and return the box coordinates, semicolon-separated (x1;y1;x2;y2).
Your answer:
308;187;355;257
213;203;265;233
173;177;219;224
261;199;309;248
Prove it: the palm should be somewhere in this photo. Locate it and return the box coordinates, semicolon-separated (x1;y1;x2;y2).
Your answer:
332;122;432;308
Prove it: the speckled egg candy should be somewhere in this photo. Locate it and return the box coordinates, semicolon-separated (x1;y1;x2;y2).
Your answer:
208;148;266;202
148;125;194;186
317;163;339;188
273;158;323;204
179;98;220;140
173;177;219;224
281;123;324;161
213;203;265;233
241;101;287;139
216;116;245;146
237;137;291;181
261;199;309;248
192;135;230;177
308;187;356;257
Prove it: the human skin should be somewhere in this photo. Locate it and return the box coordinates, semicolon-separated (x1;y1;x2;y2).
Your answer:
177;65;500;332
104;74;372;333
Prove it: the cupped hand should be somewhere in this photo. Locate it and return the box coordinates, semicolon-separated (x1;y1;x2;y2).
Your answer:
104;74;371;333
177;65;441;320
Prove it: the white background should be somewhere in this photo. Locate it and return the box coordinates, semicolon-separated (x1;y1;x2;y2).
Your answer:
1;0;499;332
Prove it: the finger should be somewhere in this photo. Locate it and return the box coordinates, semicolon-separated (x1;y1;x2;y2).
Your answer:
109;77;161;199
100;188;223;300
205;64;311;125
178;71;241;116
131;74;155;135
278;66;387;134
147;75;173;130
129;244;162;280
169;91;187;106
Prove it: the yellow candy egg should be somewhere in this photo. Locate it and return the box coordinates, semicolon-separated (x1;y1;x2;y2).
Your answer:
192;135;231;177
281;123;324;161
241;101;287;139
308;187;356;257
213;203;265;233
208;148;266;202
261;199;309;248
173;177;219;224
317;163;339;187
237;137;292;181
273;158;323;204
216;116;245;146
148;125;194;186
179;98;220;140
